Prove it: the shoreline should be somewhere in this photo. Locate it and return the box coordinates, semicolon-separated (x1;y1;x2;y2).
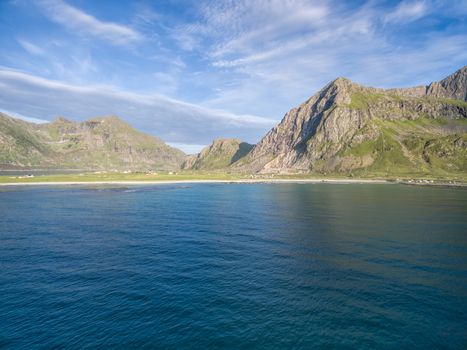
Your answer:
0;178;465;187
0;179;389;186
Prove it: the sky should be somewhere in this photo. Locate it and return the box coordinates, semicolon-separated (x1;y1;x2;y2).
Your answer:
0;0;466;153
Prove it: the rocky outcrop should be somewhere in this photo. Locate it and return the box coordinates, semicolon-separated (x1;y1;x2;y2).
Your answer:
237;67;467;175
0;113;186;170
426;66;467;101
182;138;254;170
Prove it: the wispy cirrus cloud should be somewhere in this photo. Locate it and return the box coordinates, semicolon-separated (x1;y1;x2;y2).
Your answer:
163;0;466;119
384;1;428;24
16;38;45;55
36;0;142;45
171;0;330;57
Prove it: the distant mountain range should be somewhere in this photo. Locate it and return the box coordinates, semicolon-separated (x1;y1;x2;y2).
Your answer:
1;66;466;177
0;114;185;171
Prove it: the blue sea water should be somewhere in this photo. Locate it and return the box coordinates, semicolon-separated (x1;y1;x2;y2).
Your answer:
0;183;466;349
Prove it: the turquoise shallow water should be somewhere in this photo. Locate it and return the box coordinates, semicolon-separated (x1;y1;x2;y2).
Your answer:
0;183;466;349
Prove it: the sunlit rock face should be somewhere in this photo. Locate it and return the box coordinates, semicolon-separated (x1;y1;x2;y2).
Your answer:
237;67;466;175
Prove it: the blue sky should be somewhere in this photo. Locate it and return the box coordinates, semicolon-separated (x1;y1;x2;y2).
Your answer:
0;0;466;153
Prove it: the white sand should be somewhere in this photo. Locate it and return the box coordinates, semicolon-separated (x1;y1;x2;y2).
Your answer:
0;178;392;186
1;178;465;187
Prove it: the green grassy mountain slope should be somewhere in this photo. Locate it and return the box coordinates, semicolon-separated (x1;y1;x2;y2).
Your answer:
0;113;185;170
182;138;254;170
236;67;466;179
0;113;52;167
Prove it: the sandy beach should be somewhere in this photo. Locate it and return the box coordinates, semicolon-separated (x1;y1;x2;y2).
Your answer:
0;178;395;186
3;179;467;187
1;178;465;187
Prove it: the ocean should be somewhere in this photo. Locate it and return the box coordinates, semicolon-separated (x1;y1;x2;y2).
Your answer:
1;183;466;349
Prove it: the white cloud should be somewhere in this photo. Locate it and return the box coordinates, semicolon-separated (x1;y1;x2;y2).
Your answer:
17;39;45;55
36;0;142;45
184;1;377;116
0;109;48;124
211;6;328;57
0;69;277;146
171;0;329;55
384;1;428;24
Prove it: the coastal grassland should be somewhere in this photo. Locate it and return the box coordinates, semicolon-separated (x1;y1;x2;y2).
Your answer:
0;171;248;184
0;169;465;185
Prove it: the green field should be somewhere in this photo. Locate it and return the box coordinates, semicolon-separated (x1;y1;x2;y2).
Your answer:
0;170;465;184
0;171;245;184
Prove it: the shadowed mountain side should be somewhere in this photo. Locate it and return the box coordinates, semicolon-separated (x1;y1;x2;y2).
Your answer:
233;66;466;178
182;138;254;170
0;113;185;170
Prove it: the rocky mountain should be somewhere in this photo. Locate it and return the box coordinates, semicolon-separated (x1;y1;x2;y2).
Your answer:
0;113;185;170
183;138;254;170
237;67;466;178
2;67;466;178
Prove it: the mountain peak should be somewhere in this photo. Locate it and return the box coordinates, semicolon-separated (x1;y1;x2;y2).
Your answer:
451;65;467;75
0;112;186;171
90;115;127;124
427;66;467;101
243;66;467;174
182;138;254;170
325;77;358;92
331;76;353;84
211;138;242;147
51;116;73;124
83;115;133;132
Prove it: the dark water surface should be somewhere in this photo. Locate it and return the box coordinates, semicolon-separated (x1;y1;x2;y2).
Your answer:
1;184;466;349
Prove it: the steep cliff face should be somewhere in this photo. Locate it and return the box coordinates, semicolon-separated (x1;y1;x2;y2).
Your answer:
0;114;186;170
426;66;467;101
238;67;467;177
182;138;254;170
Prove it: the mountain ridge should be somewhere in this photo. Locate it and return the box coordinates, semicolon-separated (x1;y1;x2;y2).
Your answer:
0;113;185;170
1;67;466;178
182;138;254;171
235;67;466;177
